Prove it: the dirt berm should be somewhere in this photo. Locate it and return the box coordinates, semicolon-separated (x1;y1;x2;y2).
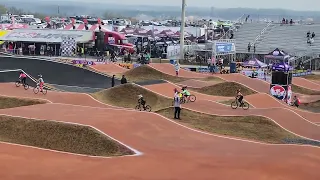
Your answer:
123;65;187;83
92;83;172;111
191;82;257;97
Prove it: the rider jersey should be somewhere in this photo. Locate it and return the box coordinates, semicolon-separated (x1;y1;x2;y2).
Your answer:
19;74;27;78
38;78;44;83
182;90;190;96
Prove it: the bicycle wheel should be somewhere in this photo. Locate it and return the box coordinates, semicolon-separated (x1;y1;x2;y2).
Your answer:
189;95;196;102
24;84;29;90
231;101;238;109
242;102;250;110
145;105;152;112
135;105;141;111
33;87;39;94
42;88;48;95
15;81;21;87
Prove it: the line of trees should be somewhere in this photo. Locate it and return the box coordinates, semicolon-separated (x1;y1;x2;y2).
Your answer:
0;4;48;20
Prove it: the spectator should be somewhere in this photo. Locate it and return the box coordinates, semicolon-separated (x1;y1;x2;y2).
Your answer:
173;93;181;120
111;75;115;87
282;18;285;24
247;43;251;52
174;61;180;76
307;31;310;38
285;19;288;24
121;75;127;84
253;44;256;53
290;19;293;25
312;32;315;38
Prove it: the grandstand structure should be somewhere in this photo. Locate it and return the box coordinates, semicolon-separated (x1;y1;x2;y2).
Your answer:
235;22;320;69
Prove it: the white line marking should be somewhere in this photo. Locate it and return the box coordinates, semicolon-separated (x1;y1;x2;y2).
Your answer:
0;114;143;158
1;84;319;148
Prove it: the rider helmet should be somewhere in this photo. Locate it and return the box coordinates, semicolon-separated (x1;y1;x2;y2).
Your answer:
138;94;143;99
38;74;42;78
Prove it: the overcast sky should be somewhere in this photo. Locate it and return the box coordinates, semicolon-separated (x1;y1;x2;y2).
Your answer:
50;0;320;11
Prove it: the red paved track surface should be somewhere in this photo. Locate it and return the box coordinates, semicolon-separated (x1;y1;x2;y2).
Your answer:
91;63;128;74
311;80;320;85
143;82;231;102
1;64;320;179
149;63;210;78
0;102;319;180
293;77;320;91
177;79;221;88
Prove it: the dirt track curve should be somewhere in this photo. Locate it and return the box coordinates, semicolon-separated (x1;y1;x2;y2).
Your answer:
0;64;320;179
0;96;319;179
293;77;320;91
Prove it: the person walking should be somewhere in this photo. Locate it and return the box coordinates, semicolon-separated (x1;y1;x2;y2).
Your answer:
173;92;181;120
174;61;180;76
121;75;127;84
111;75;115;87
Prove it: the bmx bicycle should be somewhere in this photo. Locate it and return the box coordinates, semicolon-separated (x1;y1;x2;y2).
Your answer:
231;98;250;110
135;103;152;112
15;80;29;90
33;84;47;95
172;94;197;105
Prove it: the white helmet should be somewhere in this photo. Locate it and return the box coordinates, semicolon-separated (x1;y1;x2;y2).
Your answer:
138;94;143;98
38;74;42;78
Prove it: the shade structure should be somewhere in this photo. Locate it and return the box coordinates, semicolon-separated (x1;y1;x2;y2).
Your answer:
242;58;267;68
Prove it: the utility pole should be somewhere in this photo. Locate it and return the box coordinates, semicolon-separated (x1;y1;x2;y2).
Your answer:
179;0;186;63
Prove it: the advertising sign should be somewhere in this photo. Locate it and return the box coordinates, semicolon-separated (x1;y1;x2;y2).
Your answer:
241;70;271;82
270;85;287;100
71;60;95;66
287;85;292;104
216;42;234;53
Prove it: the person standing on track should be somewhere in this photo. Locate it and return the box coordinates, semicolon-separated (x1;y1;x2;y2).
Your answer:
111;75;115;87
174;61;180;76
19;71;27;86
173;91;181;120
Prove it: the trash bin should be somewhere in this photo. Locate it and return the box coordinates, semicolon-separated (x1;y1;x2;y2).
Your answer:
230;62;237;73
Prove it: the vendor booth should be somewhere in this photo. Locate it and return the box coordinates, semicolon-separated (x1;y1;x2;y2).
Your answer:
241;58;270;81
264;48;291;65
0;28;94;56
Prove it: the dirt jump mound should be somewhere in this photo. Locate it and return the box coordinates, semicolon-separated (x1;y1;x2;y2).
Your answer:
0;116;133;157
193;82;257;97
0;96;46;109
92;83;172;111
124;65;186;83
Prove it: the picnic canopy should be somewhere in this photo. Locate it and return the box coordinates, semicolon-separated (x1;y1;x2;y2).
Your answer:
264;48;290;60
242;58;267;68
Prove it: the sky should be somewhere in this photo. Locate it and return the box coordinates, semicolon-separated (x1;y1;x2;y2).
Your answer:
45;0;320;11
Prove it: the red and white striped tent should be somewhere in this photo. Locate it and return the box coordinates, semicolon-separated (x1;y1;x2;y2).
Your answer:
64;24;110;32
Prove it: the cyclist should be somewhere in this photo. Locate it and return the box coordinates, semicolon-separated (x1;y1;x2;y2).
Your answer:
37;74;45;92
236;89;244;106
138;94;146;110
181;86;191;102
292;96;300;108
19;71;27;86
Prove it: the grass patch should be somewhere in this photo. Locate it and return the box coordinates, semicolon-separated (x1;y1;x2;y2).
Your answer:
92;83;172;111
123;65;187;83
0;96;46;109
300;101;320;113
0;116;133;157
156;108;300;144
292;85;320;95
191;82;257;97
302;74;320;81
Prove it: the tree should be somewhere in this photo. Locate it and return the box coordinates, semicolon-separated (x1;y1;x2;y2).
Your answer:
0;4;7;14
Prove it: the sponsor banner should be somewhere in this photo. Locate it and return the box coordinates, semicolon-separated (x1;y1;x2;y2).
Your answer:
270;85;287;101
292;70;312;77
241;70;271;82
118;63;141;69
71;60;96;66
287;85;292;105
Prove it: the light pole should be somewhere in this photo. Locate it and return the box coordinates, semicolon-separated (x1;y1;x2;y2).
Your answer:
179;0;186;63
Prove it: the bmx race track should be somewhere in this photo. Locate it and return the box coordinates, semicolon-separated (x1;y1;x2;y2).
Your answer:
0;59;319;180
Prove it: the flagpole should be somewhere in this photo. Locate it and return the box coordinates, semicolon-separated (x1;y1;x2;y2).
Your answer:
179;0;186;63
